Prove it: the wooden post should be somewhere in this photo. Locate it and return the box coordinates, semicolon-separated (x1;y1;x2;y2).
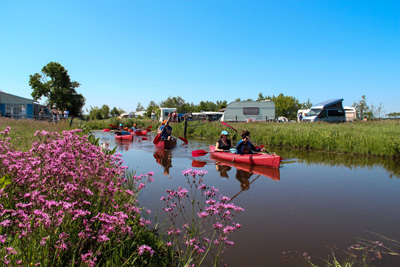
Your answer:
235;116;237;122
184;116;187;139
69;116;74;127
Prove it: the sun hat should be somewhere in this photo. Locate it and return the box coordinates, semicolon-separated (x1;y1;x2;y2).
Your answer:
221;130;229;135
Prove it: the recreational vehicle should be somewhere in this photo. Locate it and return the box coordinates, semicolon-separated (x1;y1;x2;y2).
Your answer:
221;100;275;122
159;108;177;122
302;99;346;122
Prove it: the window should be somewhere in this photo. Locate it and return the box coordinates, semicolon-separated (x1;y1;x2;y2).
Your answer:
243;107;259;115
319;110;327;118
328;109;345;117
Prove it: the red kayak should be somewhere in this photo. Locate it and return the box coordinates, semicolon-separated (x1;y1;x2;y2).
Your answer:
155;138;177;149
209;145;282;168
115;132;133;141
130;129;148;136
103;129;110;132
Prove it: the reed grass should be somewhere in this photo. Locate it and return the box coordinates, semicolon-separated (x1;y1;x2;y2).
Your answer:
172;120;400;158
0;118;79;151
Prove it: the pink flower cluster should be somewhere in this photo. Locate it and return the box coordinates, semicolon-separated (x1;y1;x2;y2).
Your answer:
0;127;154;265
161;168;244;264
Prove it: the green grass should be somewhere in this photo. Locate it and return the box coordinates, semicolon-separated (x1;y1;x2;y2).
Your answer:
0;118;79;151
172;120;400;158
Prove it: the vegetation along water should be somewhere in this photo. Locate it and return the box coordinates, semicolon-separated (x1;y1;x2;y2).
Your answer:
1;118;400;266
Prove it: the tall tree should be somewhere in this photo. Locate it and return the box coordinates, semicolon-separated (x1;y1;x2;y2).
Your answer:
136;102;145;111
258;92;310;120
29;62;85;116
353;95;370;119
159;96;187;113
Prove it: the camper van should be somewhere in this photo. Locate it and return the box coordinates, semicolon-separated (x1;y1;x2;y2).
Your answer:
221;100;275;122
302;99;346;123
159;108;177;122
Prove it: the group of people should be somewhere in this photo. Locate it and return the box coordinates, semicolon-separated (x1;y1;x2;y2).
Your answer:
215;130;266;154
43;106;68;123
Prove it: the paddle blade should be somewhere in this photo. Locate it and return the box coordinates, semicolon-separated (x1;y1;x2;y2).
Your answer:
142;137;148;140
109;124;117;129
179;136;189;144
147;125;152;128
192;160;207;167
191;150;209;157
221;121;239;133
153;133;161;145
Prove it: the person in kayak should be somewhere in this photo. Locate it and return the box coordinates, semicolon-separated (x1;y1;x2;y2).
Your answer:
158;119;173;140
236;130;266;154
131;123;137;132
215;130;234;152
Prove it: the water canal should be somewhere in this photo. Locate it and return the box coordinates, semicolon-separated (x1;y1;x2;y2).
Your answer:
94;131;400;266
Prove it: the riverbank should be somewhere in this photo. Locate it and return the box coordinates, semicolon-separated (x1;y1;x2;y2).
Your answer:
171;120;400;158
10;117;399;158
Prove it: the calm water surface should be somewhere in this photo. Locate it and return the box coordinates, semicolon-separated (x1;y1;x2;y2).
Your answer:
95;131;400;266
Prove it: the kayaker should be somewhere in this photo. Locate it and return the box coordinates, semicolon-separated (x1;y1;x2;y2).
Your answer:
235;130;266;154
215;130;233;152
158;119;173;140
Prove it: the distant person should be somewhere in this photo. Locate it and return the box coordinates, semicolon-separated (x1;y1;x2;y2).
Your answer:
151;110;155;121
188;111;193;120
172;111;177;122
63;108;69;119
215;130;233;152
236;130;265;154
131;123;137;132
39;107;44;120
298;112;303;122
52;106;58;123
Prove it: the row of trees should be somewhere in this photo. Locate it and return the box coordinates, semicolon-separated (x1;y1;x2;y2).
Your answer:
29;62;397;121
353;95;386;120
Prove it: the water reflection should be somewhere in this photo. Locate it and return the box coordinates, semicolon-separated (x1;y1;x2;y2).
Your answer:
153;149;173;177
275;147;400;178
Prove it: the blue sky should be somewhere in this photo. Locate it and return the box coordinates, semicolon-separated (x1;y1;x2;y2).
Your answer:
1;0;399;114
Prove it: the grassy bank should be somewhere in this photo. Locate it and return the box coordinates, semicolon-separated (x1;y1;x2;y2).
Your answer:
172;120;400;158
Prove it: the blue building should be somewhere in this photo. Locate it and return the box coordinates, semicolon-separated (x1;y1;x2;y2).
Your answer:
0;91;46;119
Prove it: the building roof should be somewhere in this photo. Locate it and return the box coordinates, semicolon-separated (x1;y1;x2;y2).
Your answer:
0;91;35;104
311;99;343;109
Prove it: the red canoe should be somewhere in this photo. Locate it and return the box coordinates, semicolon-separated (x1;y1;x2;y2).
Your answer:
209;145;282;168
155;138;177;149
115;132;133;141
103;129;110;132
131;129;148;136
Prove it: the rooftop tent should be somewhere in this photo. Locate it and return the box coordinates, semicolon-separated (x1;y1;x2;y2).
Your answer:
222;100;275;122
311;99;344;109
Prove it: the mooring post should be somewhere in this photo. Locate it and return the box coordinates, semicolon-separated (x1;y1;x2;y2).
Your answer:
184;116;187;139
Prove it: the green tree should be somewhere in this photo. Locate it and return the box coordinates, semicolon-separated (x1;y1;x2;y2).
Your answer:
353;95;370;119
100;104;110;119
110;107;124;117
257;92;310;120
29;62;85;116
159;96;188;113
145;101;160;118
136;102;145;111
